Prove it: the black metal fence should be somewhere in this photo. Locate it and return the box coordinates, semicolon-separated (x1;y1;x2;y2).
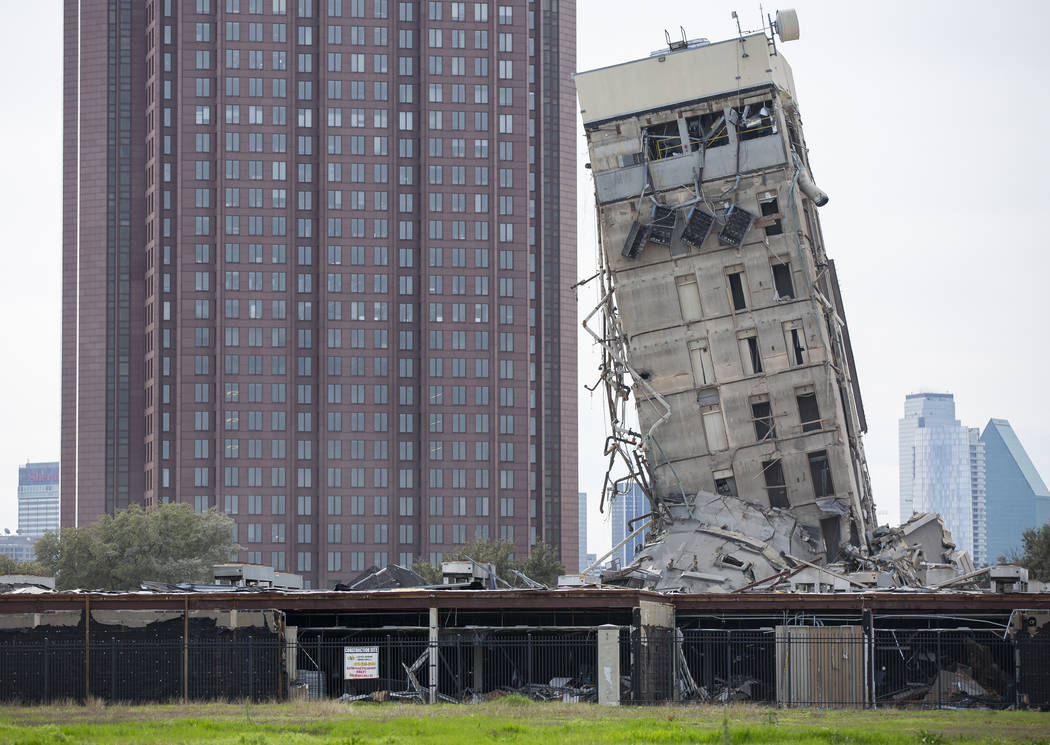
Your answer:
0;638;283;703
1;627;1047;708
297;630;598;703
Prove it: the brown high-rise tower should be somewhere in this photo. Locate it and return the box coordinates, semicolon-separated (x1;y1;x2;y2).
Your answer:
63;0;577;587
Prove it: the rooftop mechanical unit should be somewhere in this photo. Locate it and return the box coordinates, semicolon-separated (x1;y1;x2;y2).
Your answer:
680;206;715;250
622;220;650;259
718;206;754;246
647;205;677;245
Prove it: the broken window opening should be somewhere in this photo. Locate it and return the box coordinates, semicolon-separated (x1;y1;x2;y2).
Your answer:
750;398;775;441
762;458;790;509
737;330;763;375
714;473;737;498
700;391;728;453
808;449;835;498
648;205;676;245
645;120;684;161
716;553;746;568
820;516;842;563
797;389;821;433
759;194;784;237
783;321;806;366
687;338;714;386
675;274;703;322
680;206;715;251
771;261;794;300
726;269;748;311
735;100;776;142
687;110;729;149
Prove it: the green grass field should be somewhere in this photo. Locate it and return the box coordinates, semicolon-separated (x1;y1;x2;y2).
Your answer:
0;699;1045;745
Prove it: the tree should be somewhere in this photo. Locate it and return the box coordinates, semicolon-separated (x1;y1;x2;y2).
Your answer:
517;542;565;587
1010;521;1050;582
0;554;50;577
411;559;443;585
35;503;239;591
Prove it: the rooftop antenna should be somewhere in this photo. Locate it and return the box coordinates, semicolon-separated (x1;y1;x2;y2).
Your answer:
730;11;747;57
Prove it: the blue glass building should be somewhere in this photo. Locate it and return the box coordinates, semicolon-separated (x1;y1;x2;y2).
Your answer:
609;481;649;569
899;394;985;564
980;419;1050;562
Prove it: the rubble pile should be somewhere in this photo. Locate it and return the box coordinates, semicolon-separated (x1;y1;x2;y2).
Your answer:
598;494;978;593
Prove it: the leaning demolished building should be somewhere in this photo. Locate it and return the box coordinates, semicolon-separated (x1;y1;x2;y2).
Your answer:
575;14;971;591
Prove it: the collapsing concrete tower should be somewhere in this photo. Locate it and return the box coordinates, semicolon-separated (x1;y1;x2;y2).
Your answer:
576;15;883;590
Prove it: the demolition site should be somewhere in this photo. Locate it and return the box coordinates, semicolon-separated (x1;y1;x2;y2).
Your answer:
3;10;1048;710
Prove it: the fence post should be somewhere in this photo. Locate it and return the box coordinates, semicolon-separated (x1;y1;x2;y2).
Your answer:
182;597;189;702
248;637;254;701
597;625;620;706
111;638;117;701
84;597;90;701
668;629;676;703
726;630;732;702
428;607;439;704
43;638;49;704
863;609;875;710
526;632;533;689
936;630;942;709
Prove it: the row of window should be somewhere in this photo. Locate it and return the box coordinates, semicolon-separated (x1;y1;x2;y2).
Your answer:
237;519;518;547
675;260;795;324
713;449;836;511
191;244;524;268
207;463;520;487
206;490;524;519
165;351;536;378
167;459;536;490
205;436;522;461
196;0;508;25
203;25;515;53
208;381;518;405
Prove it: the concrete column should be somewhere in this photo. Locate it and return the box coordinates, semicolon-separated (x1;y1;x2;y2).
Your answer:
597;624;620;706
285;625;298;695
428;607;439;704
473;638;484;695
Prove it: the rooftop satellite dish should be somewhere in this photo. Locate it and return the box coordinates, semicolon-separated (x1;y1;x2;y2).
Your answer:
774;9;800;42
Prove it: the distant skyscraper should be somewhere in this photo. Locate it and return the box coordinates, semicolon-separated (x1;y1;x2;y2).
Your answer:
62;0;578;587
609;481;647;569
577;491;588;571
980;419;1050;562
0;536;38;566
899;393;982;561
18;462;60;539
968;428;986;566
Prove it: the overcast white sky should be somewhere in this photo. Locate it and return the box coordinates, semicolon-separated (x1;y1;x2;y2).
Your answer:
0;1;1047;559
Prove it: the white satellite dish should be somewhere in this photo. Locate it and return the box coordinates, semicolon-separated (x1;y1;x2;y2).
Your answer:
774;9;800;42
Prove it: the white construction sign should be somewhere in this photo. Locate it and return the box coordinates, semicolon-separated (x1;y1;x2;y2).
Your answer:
343;646;379;679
